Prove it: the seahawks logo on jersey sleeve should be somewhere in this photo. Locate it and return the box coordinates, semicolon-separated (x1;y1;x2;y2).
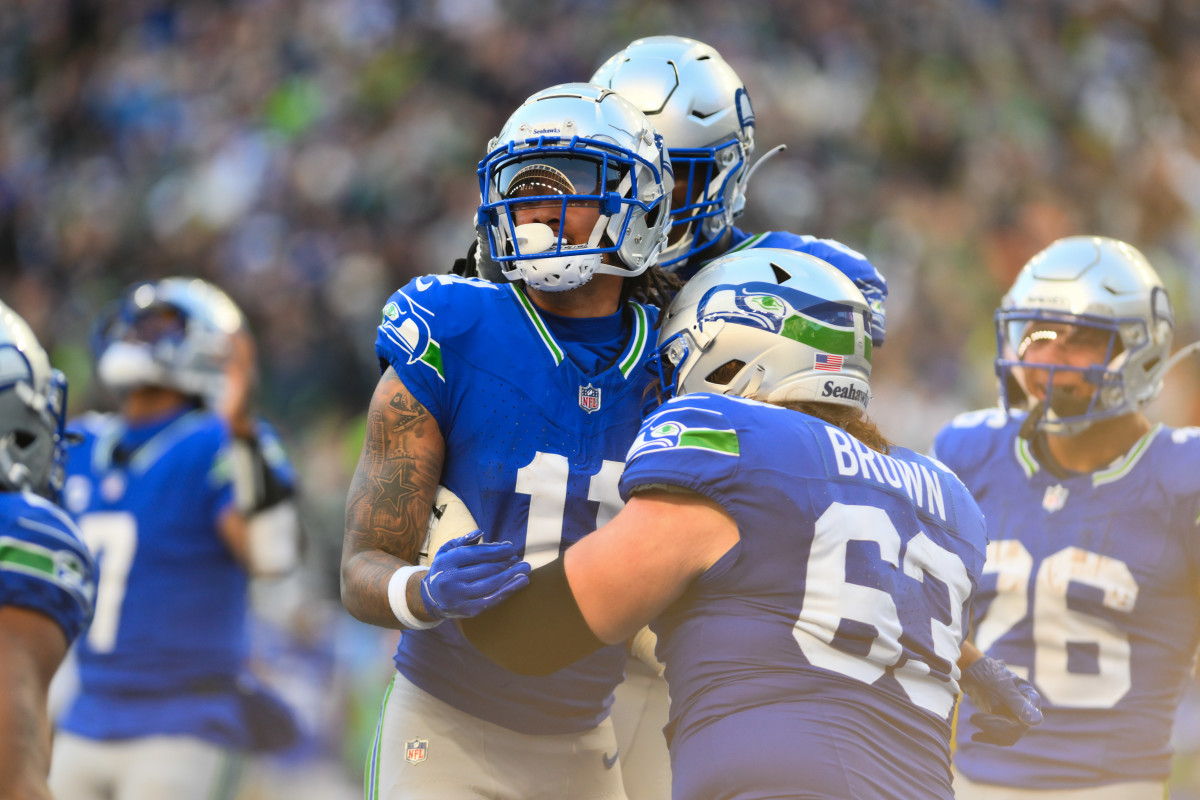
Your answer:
627;416;739;463
379;292;444;380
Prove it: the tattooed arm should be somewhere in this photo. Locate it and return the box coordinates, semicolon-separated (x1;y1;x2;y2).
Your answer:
341;367;446;628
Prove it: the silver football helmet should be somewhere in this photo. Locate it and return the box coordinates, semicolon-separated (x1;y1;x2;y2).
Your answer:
996;236;1174;435
92;277;244;404
0;300;70;494
654;248;872;408
477;83;673;292
591;36;757;269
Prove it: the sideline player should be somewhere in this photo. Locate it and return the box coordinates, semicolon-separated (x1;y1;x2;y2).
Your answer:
934;235;1200;800
49;277;300;800
0;300;96;800
341;83;675;799
455;249;988;800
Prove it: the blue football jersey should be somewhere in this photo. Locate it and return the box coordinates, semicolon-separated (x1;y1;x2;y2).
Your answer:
57;407;276;747
934;409;1200;789
376;274;659;735
0;490;95;644
620;393;986;800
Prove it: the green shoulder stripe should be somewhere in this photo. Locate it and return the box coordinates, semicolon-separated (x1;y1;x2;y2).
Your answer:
679;428;740;455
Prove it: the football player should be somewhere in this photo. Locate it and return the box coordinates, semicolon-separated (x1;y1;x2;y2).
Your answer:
450;248;988;800
933;236;1200;799
48;277;301;800
588;34;892;797
590;35;886;342
340;83;676;800
456;36;888;349
0;300;96;800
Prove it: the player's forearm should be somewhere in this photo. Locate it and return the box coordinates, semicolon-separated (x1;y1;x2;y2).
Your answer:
340;548;434;628
0;616;60;800
341;369;445;627
0;705;52;800
958;640;983;669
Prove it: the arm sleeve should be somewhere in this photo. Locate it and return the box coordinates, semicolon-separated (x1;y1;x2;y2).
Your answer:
458;558;606;676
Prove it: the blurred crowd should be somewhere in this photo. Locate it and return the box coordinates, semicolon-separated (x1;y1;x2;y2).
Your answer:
6;0;1200;793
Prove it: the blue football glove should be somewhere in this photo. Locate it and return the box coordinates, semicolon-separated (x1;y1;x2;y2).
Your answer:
419;530;531;620
960;656;1044;746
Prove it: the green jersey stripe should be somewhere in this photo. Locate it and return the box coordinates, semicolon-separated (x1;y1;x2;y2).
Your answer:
1093;423;1160;487
510;285;565;365
1014;436;1038;478
678;429;740;455
618;303;650;378
727;232;769;253
0;539;55;577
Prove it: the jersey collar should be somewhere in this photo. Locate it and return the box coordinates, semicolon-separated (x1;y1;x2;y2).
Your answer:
508;284;651;380
93;409;207;475
1011;422;1162;487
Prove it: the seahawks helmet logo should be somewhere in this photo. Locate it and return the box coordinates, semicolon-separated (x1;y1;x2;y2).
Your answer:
697;284;792;335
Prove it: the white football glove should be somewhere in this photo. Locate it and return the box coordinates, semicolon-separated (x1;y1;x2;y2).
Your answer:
420;485;481;566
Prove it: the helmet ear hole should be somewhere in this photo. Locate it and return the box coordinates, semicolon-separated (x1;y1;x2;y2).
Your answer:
706;359;746;386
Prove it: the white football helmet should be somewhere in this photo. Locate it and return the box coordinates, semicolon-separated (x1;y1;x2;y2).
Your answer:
591;36;756;269
92;277;244;404
0;300;70;494
996;236;1174;435
477;83;673;292
654;248;872;408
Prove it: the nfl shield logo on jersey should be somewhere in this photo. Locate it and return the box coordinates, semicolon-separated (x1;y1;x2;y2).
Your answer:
405;738;428;764
1042;484;1069;513
579;383;601;413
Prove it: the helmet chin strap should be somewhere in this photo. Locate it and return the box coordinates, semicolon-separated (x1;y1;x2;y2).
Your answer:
1018;402;1044;441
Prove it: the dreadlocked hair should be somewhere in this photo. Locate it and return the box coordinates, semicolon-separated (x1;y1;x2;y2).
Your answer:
622;266;683;318
775;400;893;454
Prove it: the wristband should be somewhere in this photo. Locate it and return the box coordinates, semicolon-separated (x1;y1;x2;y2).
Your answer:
388;565;441;630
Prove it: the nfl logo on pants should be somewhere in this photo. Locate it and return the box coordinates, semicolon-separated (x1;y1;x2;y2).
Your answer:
406;738;428;764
